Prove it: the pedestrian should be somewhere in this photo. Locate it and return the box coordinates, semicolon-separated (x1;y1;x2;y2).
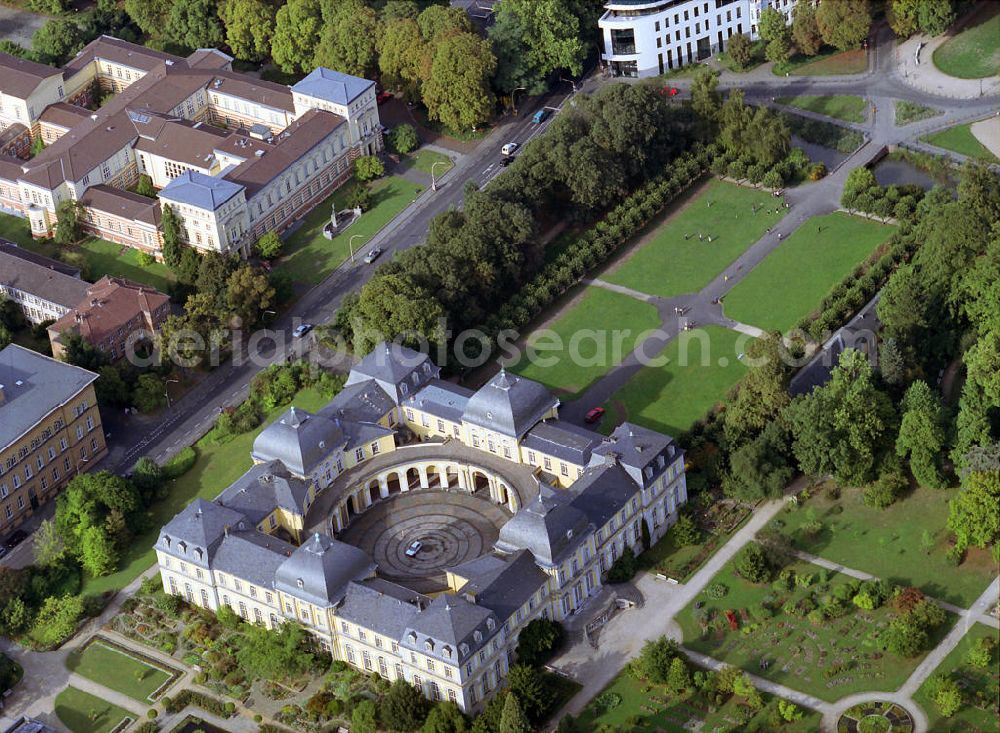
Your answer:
778;233;783;240
684;233;691;240
699;233;704;241
766;227;771;233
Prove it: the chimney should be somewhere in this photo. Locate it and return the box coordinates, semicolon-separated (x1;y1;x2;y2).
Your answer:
0;384;5;405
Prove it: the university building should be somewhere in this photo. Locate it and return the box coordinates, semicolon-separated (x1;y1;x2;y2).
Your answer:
599;0;799;77
0;37;382;258
156;344;688;713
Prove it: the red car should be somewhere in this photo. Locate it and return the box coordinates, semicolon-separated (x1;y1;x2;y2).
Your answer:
584;406;605;424
660;86;679;97
376;90;393;105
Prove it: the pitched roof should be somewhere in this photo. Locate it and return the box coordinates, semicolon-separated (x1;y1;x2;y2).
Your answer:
495;486;591;566
337;578;430;639
65;35;183;75
569;461;641;529
401;594;498;664
207;73;294;112
462;369;559;439
0;248;89;309
449;550;548;624
251;406;344;476
274;532;375;607
521;420;602;466
591;422;680;488
78;184;160;226
187;48;233;69
403;379;473;423
212;530;295;589
48;275;170;347
0;239;80;277
38;101;92;130
0;52;61;98
344;341;439;404
0;345;98;451
158;169;244;210
133;118;229;168
320;379;396;425
216;460;313;525
157;498;249;568
292;67;375;106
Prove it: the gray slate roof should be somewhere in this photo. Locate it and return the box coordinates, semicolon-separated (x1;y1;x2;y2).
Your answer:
274;532;375;607
495;486;591;567
521;419;602;466
292;67;375;106
156;498;248;569
0;239;81;277
337;578;429;639
569;461;640;529
449;550;547;624
591;422;680;489
158;169;243;210
401;593;498;664
344;341;439;405
320;379;396;425
212;530;295;588
0;248;89;309
252;406;344;477
215;460;312;525
0;345;98;451
403;379;473;423
462;369;559;439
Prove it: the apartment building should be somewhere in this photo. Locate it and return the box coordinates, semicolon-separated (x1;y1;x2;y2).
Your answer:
0;241;89;324
0;344;106;537
0;36;382;258
599;0;799;77
156;343;687;713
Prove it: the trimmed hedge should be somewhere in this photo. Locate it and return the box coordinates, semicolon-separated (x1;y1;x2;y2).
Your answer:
162;447;196;479
162;690;235;718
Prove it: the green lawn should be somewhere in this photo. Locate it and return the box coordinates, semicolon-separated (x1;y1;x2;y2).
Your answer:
678;559;956;702
724;213;894;333
771;486;997;607
773;48;867;76
55;687;135;733
0;214;175;291
510;286;662;399
275;176;424;286
922;121;999;163
932;7;1000;78
602;179;786;298
600;325;750;436
776;95;866;123
67;640;173;702
913;623;999;732
577;662;821;733
894;100;943;126
81;387;329;595
409;149;454;176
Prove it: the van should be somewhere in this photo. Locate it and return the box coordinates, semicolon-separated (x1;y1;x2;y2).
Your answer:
532;109;547;124
501;142;519;156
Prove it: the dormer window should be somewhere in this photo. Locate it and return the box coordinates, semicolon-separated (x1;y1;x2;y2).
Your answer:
425;640;434;651
401;382;408;396
486;618;495;631
411;373;419;384
658;455;665;468
296;578;304;588
178;541;187;553
409;631;418;643
644;467;653;479
423;363;431;374
473;630;482;643
459;643;469;656
162;536;171;547
443;645;452;659
195;548;204;560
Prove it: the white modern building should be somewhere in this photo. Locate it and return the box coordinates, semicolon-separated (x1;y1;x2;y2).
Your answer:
599;0;799;77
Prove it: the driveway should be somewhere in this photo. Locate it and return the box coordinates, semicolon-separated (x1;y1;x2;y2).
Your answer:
0;6;46;48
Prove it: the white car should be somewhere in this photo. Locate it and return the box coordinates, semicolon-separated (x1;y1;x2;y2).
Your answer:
292;324;313;338
501;142;519;156
363;247;382;264
405;540;423;557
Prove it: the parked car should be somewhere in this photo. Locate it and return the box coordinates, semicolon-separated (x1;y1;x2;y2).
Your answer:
499;156;515;167
3;529;27;551
376;90;393;105
405;540;423;557
532;109;547;124
501;142;519;156
292;324;313;338
363;247;382;264
584;406;605;424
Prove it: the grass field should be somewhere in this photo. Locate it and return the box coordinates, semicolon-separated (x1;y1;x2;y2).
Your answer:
922;122;999;164
724;213;894;333
275;176;423;286
776;95;866;123
55;687;135;733
511;286;662;398
602;179;786;298
678;559;956;702
600;325;750;436
912;623;999;732
67;641;173;702
773;48;867;76
932;7;1000;78
771;485;997;607
409;149;454;176
894;100;943;126
81;388;328;595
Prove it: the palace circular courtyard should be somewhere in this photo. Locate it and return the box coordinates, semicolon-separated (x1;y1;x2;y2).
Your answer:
337;490;512;593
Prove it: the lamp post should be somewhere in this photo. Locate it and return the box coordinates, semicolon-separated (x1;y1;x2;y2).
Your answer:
560;76;578;93
164;378;179;410
349;234;364;263
431;160;446;191
511;87;526;115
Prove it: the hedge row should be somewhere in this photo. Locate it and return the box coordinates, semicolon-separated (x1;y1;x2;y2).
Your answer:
480;144;715;355
162;690;236;718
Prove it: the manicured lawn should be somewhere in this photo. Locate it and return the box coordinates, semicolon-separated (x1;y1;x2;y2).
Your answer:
602;179;786;298
600;325;750;436
275;176;424;286
81;388;328;595
724;213;894;333
409;149;453;176
773;48;867;76
511;286;662;398
894;100;943;126
776;95;866;123
922;121;999;163
577;655;821;732
0;213;175;291
677;559;956;702
932;7;1000;78
913;623;999;732
55;686;135;733
771;485;997;607
67;640;173;702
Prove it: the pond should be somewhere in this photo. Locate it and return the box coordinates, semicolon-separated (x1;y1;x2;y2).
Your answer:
872;157;940;189
792;136;848;170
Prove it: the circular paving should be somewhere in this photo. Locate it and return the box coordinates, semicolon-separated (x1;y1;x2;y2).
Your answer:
337;490;512;593
837;701;914;733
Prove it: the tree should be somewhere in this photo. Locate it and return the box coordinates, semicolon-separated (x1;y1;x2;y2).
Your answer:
735;542;771;583
255;231;283;260
33;519;66;568
863;468;908;509
80;524;119;576
841;166;878;208
62;332;107;371
271;0;323;73
28;594;83;648
350;274;446;355
516;618;564;667
131;456;164;500
0;325;11;351
947;470;1000;549
132;373;166;413
634;636;679;683
226;265;275;328
390;124;420;154
896;380;948;488
507;664;550;722
32;19;84;66
124;0;171;37
726;32;753;69
313;0;379;77
417;5;473;43
670;514;700;546
354;155;386;183
235;622;314;681
732;673;764;709
816;0;872;51
352;700;377;733
778;699;803;722
423;32;497;132
382;678;430;732
966;636;994;668
888;0;955;37
421;702;467;733
30;136;45;157
666;657;691;694
134;174;156;198
498;693;530;733
759;7;791;63
931;674;962;716
724;332;791;446
883;614;928;656
161;206;182;268
54;199;83;245
690;68;721;123
724;421;795;501
791;2;823;56
378;18;430;99
164;0;224;50
219;0;275;62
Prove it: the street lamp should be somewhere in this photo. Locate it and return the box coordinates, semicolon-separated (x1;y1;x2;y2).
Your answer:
560;76;578;93
431;160;447;191
511;87;526;115
349;234;364;263
164;378;179;410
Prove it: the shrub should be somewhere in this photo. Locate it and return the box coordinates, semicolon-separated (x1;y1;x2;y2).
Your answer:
594;691;621;713
735;542;771;583
353;155;384;183
706;583;728;599
146;709;158;720
347;184;372;212
389;124;419;154
163;447;196;479
255;231;283;260
966;636;994;668
136;251;155;267
516;618;565;667
607;548;639;583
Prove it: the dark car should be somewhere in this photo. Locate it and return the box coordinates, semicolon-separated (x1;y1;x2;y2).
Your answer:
584;406;605;424
4;529;27;551
499;156;515;167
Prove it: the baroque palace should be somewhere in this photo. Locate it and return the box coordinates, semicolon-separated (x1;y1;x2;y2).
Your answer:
155;344;688;713
0;36;381;258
